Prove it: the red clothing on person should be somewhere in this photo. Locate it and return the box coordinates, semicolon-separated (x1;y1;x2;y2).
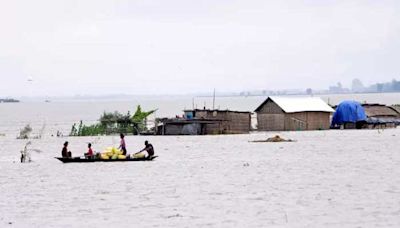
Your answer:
88;148;93;156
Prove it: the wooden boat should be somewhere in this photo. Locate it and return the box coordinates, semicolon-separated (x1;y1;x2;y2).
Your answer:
55;156;158;163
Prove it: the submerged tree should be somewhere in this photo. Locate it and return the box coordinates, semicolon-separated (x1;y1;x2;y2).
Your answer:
20;141;43;163
99;111;131;134
131;105;157;134
17;124;33;139
69;105;157;136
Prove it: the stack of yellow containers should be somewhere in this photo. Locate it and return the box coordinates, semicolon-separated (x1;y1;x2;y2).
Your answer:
100;147;126;160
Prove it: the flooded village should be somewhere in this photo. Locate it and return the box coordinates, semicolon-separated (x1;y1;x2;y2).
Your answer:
153;95;400;135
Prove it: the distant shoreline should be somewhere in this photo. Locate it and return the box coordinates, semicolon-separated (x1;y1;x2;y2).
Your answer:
197;91;400;98
12;91;400;100
0;98;20;103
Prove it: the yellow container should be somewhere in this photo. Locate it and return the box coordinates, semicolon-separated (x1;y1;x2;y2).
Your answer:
133;152;146;159
106;152;113;157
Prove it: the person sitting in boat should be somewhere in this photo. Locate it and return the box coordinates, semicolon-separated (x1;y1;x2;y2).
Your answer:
84;143;94;159
139;140;154;158
119;133;127;155
61;141;72;158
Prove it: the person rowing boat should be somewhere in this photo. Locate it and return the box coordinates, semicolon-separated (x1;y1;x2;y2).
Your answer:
134;140;154;158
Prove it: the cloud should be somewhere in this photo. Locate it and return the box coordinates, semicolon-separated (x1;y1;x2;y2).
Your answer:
0;0;399;96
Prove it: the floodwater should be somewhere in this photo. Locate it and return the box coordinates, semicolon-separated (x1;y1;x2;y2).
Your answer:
1;93;400;227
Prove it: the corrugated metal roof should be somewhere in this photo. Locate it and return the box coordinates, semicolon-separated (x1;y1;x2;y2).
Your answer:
256;96;334;113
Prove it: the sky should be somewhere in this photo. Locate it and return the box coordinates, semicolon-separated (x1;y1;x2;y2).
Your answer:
0;0;400;97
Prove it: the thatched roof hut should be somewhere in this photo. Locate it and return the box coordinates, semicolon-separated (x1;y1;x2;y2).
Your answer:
331;102;400;129
392;105;400;114
359;104;400;129
362;104;400;118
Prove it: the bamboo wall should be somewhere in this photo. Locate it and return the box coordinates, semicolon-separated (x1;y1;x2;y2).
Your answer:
285;112;330;130
258;100;284;114
223;112;251;134
195;110;251;134
257;114;284;131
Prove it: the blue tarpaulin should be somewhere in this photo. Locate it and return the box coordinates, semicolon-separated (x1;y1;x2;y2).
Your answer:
331;100;367;126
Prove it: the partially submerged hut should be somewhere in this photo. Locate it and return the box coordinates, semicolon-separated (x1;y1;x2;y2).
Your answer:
157;109;251;135
391;105;400;114
331;101;400;129
362;104;400;128
255;96;334;131
156;118;223;135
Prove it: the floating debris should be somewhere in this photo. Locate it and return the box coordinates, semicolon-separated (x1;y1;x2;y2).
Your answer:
17;124;32;139
20;141;42;163
250;135;296;143
20;141;32;163
167;213;182;218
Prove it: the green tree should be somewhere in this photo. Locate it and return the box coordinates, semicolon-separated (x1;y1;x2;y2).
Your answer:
69;105;156;136
131;105;157;134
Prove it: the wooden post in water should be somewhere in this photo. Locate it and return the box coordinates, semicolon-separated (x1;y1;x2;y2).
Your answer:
212;88;216;110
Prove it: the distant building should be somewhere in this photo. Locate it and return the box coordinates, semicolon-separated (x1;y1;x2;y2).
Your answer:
328;82;350;94
157;109;252;135
255;96;334;131
351;78;365;93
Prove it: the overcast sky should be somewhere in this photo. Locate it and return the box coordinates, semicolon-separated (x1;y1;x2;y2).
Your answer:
1;0;399;97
